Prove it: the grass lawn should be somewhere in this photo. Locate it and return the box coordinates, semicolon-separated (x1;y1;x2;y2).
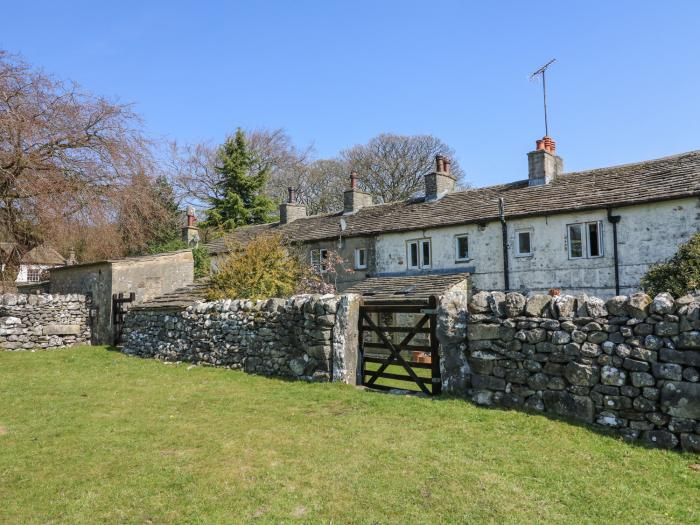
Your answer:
0;347;698;524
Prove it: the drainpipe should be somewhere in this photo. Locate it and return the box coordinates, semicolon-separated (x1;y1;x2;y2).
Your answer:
607;209;621;296
498;197;510;292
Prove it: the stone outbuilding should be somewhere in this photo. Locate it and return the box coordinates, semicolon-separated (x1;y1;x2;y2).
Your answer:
48;250;194;345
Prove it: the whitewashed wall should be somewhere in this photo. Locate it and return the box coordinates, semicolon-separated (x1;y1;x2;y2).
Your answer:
15;263;58;283
374;197;700;298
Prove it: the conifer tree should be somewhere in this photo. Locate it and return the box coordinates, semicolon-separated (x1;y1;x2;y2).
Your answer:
203;129;275;229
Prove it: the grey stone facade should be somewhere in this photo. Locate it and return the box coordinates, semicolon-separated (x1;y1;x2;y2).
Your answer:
122;294;342;380
50;250;194;344
456;290;700;452
0;293;91;350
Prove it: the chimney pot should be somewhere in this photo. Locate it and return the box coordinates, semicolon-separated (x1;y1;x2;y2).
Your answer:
435;154;445;173
443;157;452;174
287;187;296;204
350;172;358;189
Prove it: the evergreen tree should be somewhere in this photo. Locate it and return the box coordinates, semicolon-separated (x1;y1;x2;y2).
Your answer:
203;129;275;229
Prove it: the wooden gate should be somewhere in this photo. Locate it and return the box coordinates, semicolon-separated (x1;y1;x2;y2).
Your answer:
358;295;441;395
112;292;135;345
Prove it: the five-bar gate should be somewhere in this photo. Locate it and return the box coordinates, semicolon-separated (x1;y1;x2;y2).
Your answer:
358;295;441;395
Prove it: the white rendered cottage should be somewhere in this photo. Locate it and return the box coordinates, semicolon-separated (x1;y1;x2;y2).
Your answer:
207;137;700;298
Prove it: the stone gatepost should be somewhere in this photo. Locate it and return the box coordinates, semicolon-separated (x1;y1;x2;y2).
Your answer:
437;291;470;395
332;293;361;385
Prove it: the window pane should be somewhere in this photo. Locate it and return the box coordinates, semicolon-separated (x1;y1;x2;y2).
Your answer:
356;248;366;268
518;232;531;254
457;236;468;259
409;242;418;267
588;222;601;257
421;240;431;267
569;225;583;258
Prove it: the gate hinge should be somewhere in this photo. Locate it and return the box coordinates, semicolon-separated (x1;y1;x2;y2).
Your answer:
432;378;442;384
420;308;437;315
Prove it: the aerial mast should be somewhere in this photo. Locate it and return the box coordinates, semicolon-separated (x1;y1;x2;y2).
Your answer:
530;58;556;136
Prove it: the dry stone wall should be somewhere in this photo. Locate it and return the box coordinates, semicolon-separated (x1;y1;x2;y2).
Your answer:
0;293;91;349
463;290;700;452
122;294;342;381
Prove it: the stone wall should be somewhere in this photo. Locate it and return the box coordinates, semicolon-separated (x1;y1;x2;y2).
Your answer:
121;294;343;380
0;293;91;350
462;290;700;452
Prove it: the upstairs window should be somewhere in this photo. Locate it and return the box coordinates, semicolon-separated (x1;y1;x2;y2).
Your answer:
354;248;367;270
455;234;469;261
407;239;431;270
515;229;533;257
27;268;41;282
568;221;603;259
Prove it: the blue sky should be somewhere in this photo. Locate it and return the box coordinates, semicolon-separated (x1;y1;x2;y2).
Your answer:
2;1;700;187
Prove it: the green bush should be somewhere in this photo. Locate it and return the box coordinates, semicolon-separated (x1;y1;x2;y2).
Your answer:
206;234;302;300
640;232;700;297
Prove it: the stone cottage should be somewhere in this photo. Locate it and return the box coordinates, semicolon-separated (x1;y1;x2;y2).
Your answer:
15;244;66;283
206;138;700;298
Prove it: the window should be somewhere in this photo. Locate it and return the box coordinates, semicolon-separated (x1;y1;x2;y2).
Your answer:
354;248;367;270
407;241;419;269
310;248;329;273
515;230;533;257
420;239;431;268
27;267;41;282
407;239;431;270
568;221;603;259
455;235;469;261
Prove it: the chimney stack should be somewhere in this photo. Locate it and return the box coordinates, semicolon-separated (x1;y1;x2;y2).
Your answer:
279;187;307;224
425;154;456;201
528;136;563;186
182;205;200;246
343;172;372;214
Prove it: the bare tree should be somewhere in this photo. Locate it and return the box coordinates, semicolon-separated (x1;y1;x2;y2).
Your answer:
341;133;466;203
0;51;179;260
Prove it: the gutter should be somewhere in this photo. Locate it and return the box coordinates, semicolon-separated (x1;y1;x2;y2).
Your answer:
499;197;510;291
607;209;622;295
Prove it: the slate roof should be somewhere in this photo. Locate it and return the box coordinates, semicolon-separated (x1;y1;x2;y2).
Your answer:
21;245;65;265
133;282;208;310
344;273;468;300
206;149;700;255
50;249;192;271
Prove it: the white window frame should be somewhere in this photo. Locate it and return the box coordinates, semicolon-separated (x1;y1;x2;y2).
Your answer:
354;248;367;270
27;267;41;282
420;239;431;269
567;221;604;259
406;238;431;270
310;248;329;273
455;234;469;262
515;229;534;257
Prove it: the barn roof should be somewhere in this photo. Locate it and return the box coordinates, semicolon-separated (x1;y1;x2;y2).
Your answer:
206;149;700;255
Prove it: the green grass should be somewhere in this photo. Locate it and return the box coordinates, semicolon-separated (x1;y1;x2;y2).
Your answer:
363;361;433;392
0;346;698;524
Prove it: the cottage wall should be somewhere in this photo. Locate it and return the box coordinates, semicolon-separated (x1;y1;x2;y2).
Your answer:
374;197;700;298
0;293;91;349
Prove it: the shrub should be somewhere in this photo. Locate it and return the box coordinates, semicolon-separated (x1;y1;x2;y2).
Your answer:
641;232;700;297
206;234;350;300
